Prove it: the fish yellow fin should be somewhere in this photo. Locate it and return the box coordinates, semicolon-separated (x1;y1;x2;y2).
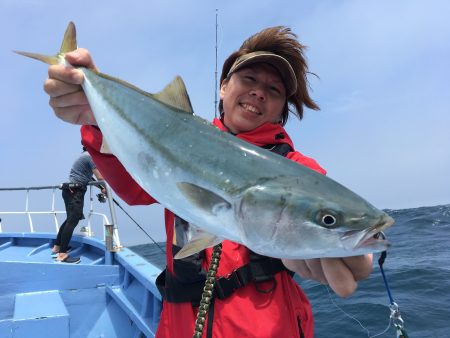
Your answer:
100;139;112;154
177;182;231;215
174;233;221;259
59;21;77;54
13;51;60;65
14;21;77;65
92;71;194;116
154;76;194;114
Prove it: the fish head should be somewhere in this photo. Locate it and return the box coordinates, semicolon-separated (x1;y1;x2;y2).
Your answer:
236;176;394;258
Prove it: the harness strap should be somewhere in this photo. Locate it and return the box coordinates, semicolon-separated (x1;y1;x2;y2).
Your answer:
156;245;206;306
214;252;293;299
261;143;293;157
156;252;293;303
156;269;205;306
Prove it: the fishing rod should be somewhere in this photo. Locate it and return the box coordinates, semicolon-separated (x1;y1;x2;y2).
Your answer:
214;8;219;118
94;179;165;254
111;198;166;254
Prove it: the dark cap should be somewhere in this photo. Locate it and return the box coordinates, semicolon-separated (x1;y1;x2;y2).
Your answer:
227;51;297;97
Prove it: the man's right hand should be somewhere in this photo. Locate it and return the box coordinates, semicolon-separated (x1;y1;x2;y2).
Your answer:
44;48;97;125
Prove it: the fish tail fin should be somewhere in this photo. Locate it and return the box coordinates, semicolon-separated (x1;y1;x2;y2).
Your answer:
59;21;77;54
13;51;60;65
14;21;77;65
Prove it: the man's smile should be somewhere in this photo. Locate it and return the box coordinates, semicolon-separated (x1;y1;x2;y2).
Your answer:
241;102;262;116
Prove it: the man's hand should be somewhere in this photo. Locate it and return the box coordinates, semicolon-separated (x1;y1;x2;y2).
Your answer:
282;254;373;297
44;48;97;125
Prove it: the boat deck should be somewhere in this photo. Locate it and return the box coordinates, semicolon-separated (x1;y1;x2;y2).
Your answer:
0;233;106;264
0;232;162;338
0;183;163;337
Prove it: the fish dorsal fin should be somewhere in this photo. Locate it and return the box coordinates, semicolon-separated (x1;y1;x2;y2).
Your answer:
60;21;77;54
154;76;194;114
177;182;231;215
14;21;77;65
174;231;221;259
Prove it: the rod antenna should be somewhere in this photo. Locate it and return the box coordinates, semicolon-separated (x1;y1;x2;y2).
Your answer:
214;9;219;117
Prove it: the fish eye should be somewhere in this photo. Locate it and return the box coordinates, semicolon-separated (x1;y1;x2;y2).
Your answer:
322;214;336;227
316;210;340;229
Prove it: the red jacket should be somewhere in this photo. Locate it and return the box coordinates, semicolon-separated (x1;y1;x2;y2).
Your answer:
81;118;326;338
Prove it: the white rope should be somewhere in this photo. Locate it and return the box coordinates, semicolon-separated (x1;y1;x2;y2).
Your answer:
325;285;393;338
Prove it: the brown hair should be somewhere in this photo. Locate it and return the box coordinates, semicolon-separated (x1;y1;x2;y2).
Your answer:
219;26;319;125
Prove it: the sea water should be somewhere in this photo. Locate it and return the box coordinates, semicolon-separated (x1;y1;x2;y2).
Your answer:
131;204;450;337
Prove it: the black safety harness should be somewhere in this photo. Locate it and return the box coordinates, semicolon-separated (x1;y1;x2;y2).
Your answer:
157;245;294;305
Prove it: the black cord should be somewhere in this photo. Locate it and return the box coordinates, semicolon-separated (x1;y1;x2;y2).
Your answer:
92;177;165;254
111;198;165;254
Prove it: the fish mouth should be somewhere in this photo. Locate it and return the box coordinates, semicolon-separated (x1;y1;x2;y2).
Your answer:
342;214;395;250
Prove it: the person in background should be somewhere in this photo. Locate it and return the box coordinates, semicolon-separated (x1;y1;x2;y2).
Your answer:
43;26;373;337
51;147;105;264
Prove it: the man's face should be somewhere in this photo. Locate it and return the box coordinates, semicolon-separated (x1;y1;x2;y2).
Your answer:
220;63;287;134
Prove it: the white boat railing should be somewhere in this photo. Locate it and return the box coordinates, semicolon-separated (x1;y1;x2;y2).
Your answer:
0;181;121;251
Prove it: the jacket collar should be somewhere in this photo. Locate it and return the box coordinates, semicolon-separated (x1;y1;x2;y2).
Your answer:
212;118;294;148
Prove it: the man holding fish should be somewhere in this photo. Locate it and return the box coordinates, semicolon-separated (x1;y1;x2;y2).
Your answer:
38;24;387;338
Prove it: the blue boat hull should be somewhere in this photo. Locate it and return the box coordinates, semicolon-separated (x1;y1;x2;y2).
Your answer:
0;233;162;338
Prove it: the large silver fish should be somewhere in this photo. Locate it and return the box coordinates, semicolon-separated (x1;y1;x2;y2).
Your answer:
16;22;394;259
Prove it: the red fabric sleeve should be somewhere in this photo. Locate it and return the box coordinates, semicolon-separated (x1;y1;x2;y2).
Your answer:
287;151;327;175
80;125;157;205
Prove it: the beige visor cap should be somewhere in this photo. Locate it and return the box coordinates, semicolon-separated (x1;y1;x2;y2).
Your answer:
227;51;297;97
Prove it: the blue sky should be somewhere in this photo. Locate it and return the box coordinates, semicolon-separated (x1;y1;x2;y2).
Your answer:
1;1;449;245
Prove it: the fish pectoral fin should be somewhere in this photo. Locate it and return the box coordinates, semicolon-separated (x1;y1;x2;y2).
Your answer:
100;138;112;154
177;182;231;215
14;22;77;65
174;233;221;259
154;76;194;114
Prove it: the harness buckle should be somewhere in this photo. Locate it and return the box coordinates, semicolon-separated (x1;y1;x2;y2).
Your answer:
252;270;275;283
250;261;277;293
254;279;277;294
214;270;244;299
